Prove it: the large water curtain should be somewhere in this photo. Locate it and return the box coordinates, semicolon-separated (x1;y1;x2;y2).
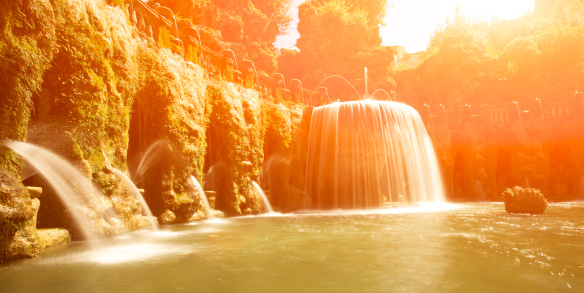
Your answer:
304;100;445;209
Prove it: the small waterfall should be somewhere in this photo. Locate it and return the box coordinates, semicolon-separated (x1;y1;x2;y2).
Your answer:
133;140;170;182
190;176;212;218
475;180;487;201
304;100;445;209
525;177;531;188
3;141;115;243
252;181;273;213
113;168;158;229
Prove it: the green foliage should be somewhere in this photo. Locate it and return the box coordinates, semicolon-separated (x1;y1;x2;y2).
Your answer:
185;44;199;64
251;0;293;37
0;0;56;177
205;82;265;214
394;0;584;105
278;0;395;100
110;0;125;7
31;0;138;194
262;102;291;158
500;37;541;76
222;65;235;82
207;84;241;163
153;0;292;73
242;69;256;89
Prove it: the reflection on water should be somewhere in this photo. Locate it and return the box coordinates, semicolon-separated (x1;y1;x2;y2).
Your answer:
1;203;583;293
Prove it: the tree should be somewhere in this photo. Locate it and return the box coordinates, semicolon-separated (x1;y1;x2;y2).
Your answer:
151;0;293;73
394;5;492;105
393;0;584;106
278;0;395;101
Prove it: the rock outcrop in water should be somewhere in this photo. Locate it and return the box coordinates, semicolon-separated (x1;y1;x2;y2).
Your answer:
501;186;548;214
0;168;71;263
0;168;42;262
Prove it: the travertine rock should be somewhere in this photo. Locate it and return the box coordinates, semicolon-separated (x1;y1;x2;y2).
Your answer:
502;186;548;214
38;229;71;248
159;210;176;224
26;187;43;199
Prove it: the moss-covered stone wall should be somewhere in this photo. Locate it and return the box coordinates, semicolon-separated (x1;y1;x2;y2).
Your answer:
1;0;309;262
0;0;56;177
259;102;308;211
204;82;264;216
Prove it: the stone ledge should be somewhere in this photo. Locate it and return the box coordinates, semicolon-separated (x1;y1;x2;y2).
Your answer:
26;187;42;199
37;229;71;249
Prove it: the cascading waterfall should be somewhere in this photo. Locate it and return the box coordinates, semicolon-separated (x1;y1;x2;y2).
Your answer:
304;100;445;209
252;181;273;213
113;168;158;229
190;176;212;218
3;141;122;243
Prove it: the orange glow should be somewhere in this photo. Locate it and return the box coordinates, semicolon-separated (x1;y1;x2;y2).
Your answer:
381;0;536;52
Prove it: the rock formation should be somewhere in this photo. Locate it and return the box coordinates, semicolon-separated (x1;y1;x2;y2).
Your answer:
501;186;548;214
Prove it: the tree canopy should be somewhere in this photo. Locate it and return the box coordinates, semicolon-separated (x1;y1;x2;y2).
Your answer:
152;0;292;73
278;0;395;101
393;0;584;107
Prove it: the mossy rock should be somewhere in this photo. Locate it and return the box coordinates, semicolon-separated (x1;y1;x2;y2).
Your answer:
38;228;71;248
501;186;548;214
1;168;43;263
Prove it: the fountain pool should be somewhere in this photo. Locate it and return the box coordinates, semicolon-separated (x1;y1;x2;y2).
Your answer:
1;203;583;292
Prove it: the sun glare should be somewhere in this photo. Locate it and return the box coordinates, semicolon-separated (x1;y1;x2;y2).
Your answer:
381;0;536;53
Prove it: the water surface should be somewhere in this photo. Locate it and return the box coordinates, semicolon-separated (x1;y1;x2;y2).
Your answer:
1;203;583;292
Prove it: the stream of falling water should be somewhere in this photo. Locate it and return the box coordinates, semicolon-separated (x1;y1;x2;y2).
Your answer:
113;168;158;229
252;180;274;213
304;100;445;209
3;141;124;243
190;176;212;218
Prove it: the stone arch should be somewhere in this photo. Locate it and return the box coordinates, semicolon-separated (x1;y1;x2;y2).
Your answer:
127;98;172;217
549;144;574;200
20;93;87;239
143;16;150;35
496;147;513;195
131;9;137;25
21;122;92;240
137;12;145;32
452;150;467;200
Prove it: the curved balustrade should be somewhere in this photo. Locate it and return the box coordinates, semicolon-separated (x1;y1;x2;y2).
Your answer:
421;96;583;141
113;2;584;114
112;0;326;106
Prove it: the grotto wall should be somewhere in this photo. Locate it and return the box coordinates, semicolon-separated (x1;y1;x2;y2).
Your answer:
425;103;584;202
1;0;309;262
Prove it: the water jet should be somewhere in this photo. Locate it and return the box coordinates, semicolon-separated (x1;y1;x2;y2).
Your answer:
4;141;123;243
113;168;158;229
190;176;213;218
252;181;273;213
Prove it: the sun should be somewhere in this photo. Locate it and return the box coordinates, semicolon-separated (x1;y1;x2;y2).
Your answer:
381;0;536;53
458;0;536;21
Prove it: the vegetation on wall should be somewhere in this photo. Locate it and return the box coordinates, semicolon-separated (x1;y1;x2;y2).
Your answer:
205;82;265;215
0;0;56;177
151;0;293;73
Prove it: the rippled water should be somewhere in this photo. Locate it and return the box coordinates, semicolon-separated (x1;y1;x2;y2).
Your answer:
1;203;583;292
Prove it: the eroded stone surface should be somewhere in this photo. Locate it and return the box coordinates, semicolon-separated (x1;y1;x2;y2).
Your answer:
26;187;42;199
38;228;71;248
502;186;548;214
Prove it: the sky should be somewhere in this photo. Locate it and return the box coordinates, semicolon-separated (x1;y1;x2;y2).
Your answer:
275;0;536;53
